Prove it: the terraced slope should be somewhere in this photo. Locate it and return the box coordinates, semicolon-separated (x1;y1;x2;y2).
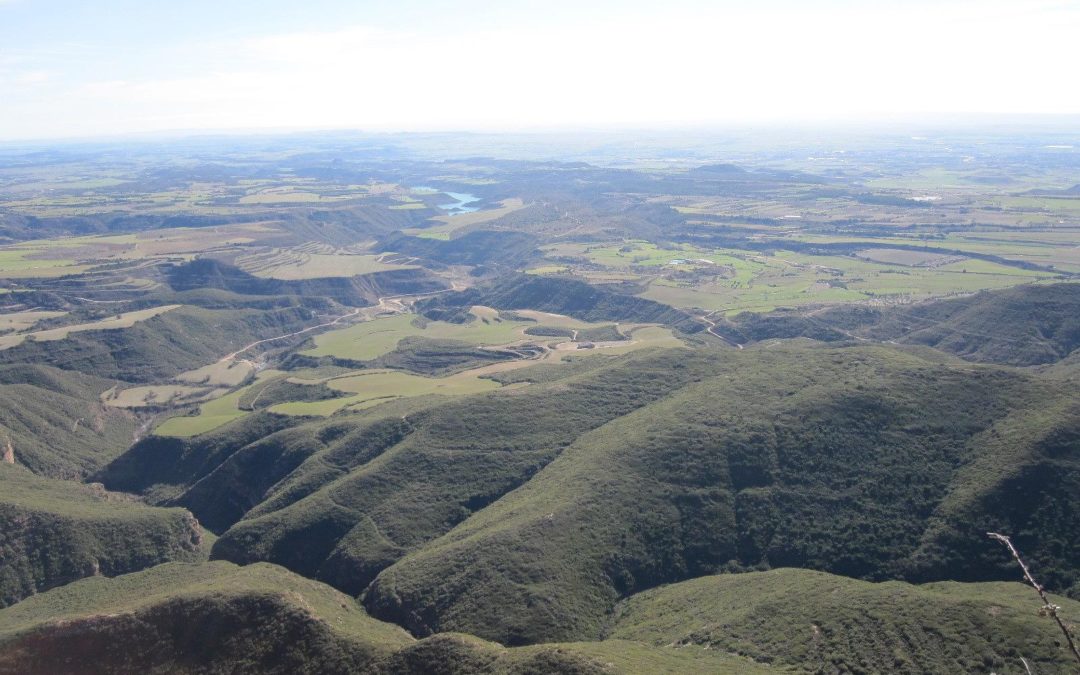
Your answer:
0;464;207;607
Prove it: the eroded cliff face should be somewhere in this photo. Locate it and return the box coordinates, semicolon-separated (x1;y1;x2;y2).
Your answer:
0;466;207;608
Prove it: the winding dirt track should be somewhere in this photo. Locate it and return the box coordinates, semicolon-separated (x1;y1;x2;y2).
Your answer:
219;287;461;363
700;313;743;349
220;308;364;362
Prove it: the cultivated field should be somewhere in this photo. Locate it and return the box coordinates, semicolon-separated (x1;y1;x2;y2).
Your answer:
0;305;180;350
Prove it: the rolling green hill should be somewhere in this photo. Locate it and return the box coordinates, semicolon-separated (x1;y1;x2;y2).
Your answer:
0;464;208;607
608;568;1080;674
92;340;1080;650
0;561;769;675
0;561;411;675
359;345;1080;644
2;561;1074;674
208;349;724;593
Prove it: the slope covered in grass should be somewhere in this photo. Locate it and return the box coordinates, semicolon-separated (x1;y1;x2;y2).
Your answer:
95;412;300;501
378;230;540;268
0;561;768;675
417;274;704;333
0;464;207;607
713;282;1080;366
209;348;728;594
361;345;1080;643
0;305;319;382
165;258;446;306
608;568;1080;674
0;561;411;675
3;561;1074;673
877;282;1080;365
0;364;136;478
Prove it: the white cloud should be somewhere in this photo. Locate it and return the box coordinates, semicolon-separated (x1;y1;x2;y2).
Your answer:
12;69;51;85
4;0;1080;139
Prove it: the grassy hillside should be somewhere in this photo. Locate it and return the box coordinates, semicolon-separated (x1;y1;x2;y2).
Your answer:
369;337;523;375
2;561;1074;673
417;274;704;333
608;568;1080;674
209;349;728;593
165;258;446;306
0;561;411;675
875;282;1080;365
378;230;540;268
288;335;525;376
714;282;1080;366
0;561;768;675
96;412;300;499
0;305;318;382
91;338;1080;653
0;364;135;478
0;464;208;607
360;345;1080;644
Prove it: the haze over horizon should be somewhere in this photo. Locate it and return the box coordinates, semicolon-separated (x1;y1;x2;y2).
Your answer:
2;0;1080;141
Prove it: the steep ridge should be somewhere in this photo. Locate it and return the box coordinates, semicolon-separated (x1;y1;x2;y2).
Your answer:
0;464;207;607
210;349;727;595
0;364;135;478
904;393;1080;593
97;412;299;498
177;417;413;532
360;345;1080;643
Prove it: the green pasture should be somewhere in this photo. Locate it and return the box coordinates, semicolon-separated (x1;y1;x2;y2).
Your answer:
303;309;559;361
270;368;502;417
153;387;251;437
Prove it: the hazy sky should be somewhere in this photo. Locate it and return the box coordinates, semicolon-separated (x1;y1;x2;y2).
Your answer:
2;0;1079;140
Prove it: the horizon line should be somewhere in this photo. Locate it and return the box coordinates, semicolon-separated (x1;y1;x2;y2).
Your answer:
2;114;1080;148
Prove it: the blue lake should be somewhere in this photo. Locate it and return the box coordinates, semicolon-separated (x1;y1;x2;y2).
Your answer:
413;187;481;214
